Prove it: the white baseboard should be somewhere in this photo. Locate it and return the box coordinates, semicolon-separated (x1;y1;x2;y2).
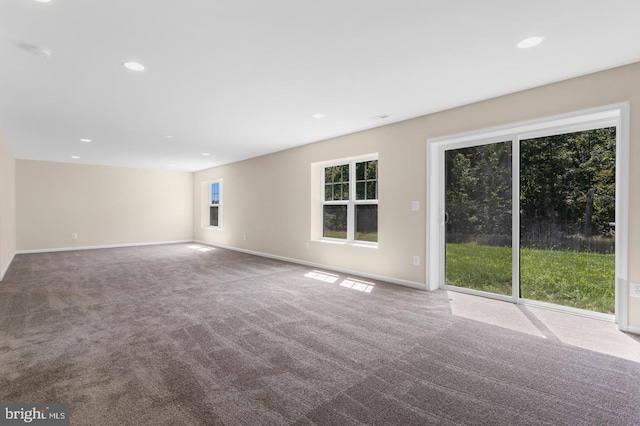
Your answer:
0;251;16;281
16;240;193;255
193;240;427;291
626;324;640;336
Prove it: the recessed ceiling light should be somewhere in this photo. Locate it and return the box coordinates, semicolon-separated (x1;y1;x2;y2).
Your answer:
517;36;544;49
35;0;52;2
71;155;80;159
80;138;92;142
201;153;210;156
312;113;325;119
165;135;174;139
123;61;145;71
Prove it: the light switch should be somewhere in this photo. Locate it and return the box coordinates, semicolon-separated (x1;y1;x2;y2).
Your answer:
411;200;420;211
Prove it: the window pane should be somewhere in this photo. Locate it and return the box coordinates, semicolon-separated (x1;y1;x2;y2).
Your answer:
366;182;377;200
445;142;512;296
355;204;377;242
211;182;220;204
367;160;378;179
325;167;333;183
356;182;365;200
520;128;615;313
324;184;333;201
210;206;219;227
341;164;349;182
342;183;349;200
355;160;378;200
332;184;342;201
323;205;347;239
356;162;365;180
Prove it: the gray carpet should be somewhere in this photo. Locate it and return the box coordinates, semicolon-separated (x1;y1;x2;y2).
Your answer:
0;243;639;425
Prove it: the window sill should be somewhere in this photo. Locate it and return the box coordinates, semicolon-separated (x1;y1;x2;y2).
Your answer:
317;238;378;248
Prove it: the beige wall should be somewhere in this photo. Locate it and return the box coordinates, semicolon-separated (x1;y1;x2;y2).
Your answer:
17;160;193;251
0;133;16;280
194;62;640;328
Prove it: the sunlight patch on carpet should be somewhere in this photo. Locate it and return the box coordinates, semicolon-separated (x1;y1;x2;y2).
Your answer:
187;244;215;252
340;279;374;293
304;270;339;283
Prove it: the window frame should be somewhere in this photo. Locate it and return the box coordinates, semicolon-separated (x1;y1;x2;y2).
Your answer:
427;102;630;331
208;180;222;229
321;155;378;244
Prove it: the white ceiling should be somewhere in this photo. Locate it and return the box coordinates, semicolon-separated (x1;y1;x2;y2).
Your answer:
1;0;639;172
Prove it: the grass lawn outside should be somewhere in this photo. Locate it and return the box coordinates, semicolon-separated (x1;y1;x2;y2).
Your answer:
446;242;615;314
323;230;347;240
323;230;378;242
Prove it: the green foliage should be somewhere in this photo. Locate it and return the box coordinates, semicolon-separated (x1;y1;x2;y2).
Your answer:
445;142;512;239
445;128;616;251
323;205;347;237
356;160;378;200
446;243;615;313
324;164;350;201
444;128;616;311
520;127;616;244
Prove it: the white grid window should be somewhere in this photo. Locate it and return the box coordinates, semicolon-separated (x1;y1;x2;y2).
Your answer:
209;181;222;228
322;157;378;243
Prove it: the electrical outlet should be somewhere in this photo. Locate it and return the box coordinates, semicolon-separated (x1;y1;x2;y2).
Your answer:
411;200;420;211
305;242;309;249
72;233;78;239
413;256;420;266
631;282;640;298
243;234;247;241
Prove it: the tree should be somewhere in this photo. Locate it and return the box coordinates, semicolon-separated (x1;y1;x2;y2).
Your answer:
445;127;615;251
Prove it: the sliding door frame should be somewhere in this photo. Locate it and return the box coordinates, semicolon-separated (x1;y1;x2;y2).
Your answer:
427;103;630;330
438;135;519;303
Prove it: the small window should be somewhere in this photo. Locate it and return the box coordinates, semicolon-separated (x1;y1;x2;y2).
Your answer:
322;158;378;243
209;181;222;228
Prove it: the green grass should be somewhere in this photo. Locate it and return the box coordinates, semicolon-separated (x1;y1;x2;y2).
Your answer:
355;232;377;242
446;242;615;313
323;230;378;242
323;230;347;240
445;243;512;296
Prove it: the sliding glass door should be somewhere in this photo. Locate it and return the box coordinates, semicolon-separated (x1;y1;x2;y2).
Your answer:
441;125;617;316
444;141;513;297
519;128;616;314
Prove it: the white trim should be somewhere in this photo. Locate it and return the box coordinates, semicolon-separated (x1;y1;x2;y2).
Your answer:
614;102;631;331
520;298;615;322
316;239;378;249
193;239;425;291
206;179;223;229
511;136;520;303
428;105;623;146
627;325;640;336
0;251;16;281
442;283;514;303
15;240;193;255
320;155;379;244
426;138;440;291
427;102;630;330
